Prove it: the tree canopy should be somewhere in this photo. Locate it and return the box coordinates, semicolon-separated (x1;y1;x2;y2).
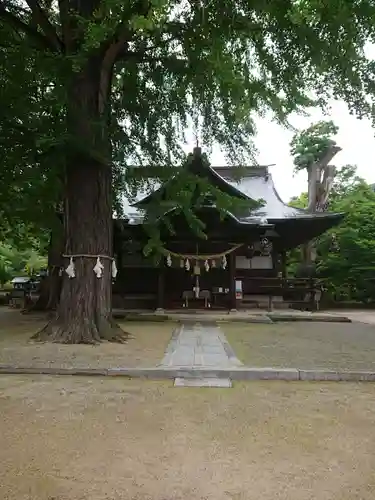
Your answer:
2;1;375;166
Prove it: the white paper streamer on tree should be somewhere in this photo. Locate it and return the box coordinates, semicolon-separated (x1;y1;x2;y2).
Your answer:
112;260;118;278
222;255;227;269
204;260;210;272
166;253;172;267
93;257;104;278
185;258;190;271
65;257;75;278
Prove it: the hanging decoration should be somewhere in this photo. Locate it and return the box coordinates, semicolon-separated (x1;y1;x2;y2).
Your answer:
163;243;242;262
222;255;227;269
112;260;118;279
62;254;117;279
161;244;243;274
260;237;273;256
65;257;76;279
93;257;104;278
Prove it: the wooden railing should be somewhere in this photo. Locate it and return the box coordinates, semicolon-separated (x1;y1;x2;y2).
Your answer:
239;277;323;311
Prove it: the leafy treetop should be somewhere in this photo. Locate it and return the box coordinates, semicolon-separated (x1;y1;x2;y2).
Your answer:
290;120;339;172
2;0;375;168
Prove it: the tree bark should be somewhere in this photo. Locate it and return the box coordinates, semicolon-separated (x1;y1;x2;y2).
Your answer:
33;55;127;343
302;146;340;265
25;219;64;313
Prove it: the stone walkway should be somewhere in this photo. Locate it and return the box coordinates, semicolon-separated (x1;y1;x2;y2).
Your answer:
160;321;242;387
160;321;243;369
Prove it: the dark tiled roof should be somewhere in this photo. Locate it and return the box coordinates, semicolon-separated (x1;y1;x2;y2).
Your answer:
124;151;343;229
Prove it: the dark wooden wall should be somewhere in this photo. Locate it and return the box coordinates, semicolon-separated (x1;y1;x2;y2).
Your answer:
113;268;158;294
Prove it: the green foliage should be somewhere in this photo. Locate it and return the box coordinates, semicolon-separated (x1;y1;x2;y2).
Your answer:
0;238;47;285
290;121;339;171
289;165;375;303
317;179;375;302
2;1;375;164
289;192;308;209
2;0;375;255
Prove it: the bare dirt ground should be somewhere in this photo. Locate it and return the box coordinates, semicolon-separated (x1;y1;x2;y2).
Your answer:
1;376;375;500
0;309;174;368
222;321;375;370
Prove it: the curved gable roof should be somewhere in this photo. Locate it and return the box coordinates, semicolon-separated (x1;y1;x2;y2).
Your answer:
127;149;343;229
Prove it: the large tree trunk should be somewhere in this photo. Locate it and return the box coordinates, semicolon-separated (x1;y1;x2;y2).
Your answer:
34;157;126;343
33;55;127;343
25;219;64;313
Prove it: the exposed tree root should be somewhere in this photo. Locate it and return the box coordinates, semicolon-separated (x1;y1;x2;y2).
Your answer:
31;314;131;344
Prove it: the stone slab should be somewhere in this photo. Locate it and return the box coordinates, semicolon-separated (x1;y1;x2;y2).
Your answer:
230;367;300;381
299;370;375;382
174;377;232;388
2;365;375;382
268;313;351;323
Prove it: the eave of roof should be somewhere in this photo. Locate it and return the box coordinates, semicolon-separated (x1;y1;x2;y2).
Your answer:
125;149;343;226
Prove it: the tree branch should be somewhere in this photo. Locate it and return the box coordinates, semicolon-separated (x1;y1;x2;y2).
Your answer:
0;1;56;51
24;0;63;52
98;36;130;115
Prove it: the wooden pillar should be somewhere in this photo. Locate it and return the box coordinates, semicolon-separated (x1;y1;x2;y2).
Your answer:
281;250;287;278
156;262;165;311
229;252;237;311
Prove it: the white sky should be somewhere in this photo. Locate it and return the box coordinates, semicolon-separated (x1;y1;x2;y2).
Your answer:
184;100;375;203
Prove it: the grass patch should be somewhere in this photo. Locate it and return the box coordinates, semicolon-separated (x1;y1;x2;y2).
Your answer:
0;308;174;368
222;321;375;371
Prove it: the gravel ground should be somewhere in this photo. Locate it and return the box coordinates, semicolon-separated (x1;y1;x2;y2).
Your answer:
0;309;175;368
222;321;375;370
1;376;375;500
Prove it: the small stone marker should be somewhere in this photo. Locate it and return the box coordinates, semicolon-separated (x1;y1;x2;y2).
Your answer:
174;377;232;388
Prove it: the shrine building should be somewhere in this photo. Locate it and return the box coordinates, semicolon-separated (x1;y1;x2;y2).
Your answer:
113;148;343;311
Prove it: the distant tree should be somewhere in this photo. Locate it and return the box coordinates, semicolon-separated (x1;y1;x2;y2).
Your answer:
289;166;375;303
290;120;341;264
290;121;339;172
